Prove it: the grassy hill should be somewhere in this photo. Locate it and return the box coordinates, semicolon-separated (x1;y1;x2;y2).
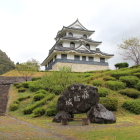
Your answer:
5;67;140;139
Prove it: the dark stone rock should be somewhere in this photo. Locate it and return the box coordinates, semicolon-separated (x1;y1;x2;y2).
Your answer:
57;84;99;114
87;103;116;124
52;111;73;123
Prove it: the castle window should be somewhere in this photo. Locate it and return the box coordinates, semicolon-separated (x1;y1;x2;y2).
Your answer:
86;44;90;49
100;58;105;63
82;56;86;61
68;32;73;37
70;42;75;48
83;34;87;39
61;54;67;59
74;55;80;60
89;57;94;61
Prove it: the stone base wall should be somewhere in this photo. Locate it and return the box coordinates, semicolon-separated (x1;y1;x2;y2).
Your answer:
51;62;109;72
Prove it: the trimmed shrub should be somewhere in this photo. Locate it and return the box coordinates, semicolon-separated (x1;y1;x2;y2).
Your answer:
33;93;45;101
46;108;57;116
114;62;129;69
33;107;45;117
13;100;20;105
35;89;47;95
9;104;19;111
29;81;44;92
118;88;140;99
133;73;140;78
103;76;116;81
110;71;130;79
105;81;126;91
122;100;140;114
13;83;20;87
98;87;109;97
23;94;55;114
99;97;118;111
32;77;41;81
92;80;103;86
84;74;92;77
135;81;140;91
119;76;139;88
21;82;30;88
15;84;21;89
18;87;26;92
18;95;30;101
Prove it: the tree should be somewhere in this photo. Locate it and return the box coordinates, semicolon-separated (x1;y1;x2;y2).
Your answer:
16;58;40;81
114;62;129;69
118;37;140;65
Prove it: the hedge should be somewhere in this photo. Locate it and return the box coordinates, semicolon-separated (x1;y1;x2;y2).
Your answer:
103;76;116;81
118;88;140;99
23;94;55;114
105;81;126;91
99;97;118;111
119;76;139;88
33;93;45;101
98;87;109;97
110;71;130;79
9;104;19;111
32;77;42;81
92;80;103;87
18;87;26;92
33;107;45;117
122;100;140;114
18;95;30;101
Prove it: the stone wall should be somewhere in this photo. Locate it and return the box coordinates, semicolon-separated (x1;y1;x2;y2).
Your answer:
52;62;109;72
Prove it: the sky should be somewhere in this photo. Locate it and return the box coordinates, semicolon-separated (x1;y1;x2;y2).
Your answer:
0;0;140;70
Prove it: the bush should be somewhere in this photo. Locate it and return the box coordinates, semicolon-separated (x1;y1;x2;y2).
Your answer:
9;104;19;111
98;87;109;97
28;81;44;92
119;76;139;88
18;87;26;92
103;76;116;81
99;97;118;111
13;100;20;104
114;62;129;69
133;73;140;78
32;77;41;81
110;71;130;79
33;107;45;117
122;100;140;114
136;81;140;91
18;95;30;101
84;74;92;77
33;93;45;101
21;82;31;88
15;84;21;89
105;81;126;91
92;80;103;86
118;88;140;99
13;83;20;87
23;94;55;114
46;108;57;116
35;89;47;95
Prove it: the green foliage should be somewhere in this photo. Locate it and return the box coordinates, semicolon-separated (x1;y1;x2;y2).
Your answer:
122;100;140;114
118;88;140;99
103;76;116;81
33;107;45;117
18;95;30;101
18;87;26;92
92;80;103;86
33;93;45;101
99;97;118;111
28;81;44;92
35;89;47;95
13;83;20;87
46;108;57;116
131;65;140;68
119;76;139;88
135;81;140;90
133;73;140;78
32;77;42;81
0;49;15;75
21;82;31;88
114;62;129;69
38;66;83;94
13;100;20;104
105;81;126;91
9;104;19;111
98;87;109;97
15;84;21;89
110;71;130;79
23;94;55;114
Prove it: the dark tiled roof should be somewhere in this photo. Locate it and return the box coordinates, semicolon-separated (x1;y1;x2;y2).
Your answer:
62;36;102;43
